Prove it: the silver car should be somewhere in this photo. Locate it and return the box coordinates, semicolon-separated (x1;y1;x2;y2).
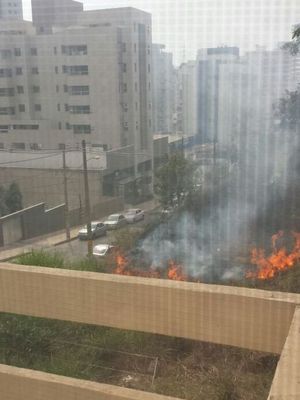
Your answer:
93;244;115;257
104;214;127;230
78;221;107;240
124;208;145;223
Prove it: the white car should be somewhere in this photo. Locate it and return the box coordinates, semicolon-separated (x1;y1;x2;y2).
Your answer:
124;208;145;223
104;214;127;230
93;244;115;257
78;221;107;240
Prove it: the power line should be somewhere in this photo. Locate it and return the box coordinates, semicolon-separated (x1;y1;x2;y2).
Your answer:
0;152;61;166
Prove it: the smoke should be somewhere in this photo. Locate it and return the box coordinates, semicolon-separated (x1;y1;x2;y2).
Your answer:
138;46;300;283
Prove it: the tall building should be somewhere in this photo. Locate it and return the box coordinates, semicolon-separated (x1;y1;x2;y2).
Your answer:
0;0;23;19
175;61;198;136
197;47;240;143
152;44;175;134
0;7;153;156
31;0;83;33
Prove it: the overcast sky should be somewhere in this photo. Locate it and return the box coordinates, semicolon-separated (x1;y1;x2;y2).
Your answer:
22;0;300;64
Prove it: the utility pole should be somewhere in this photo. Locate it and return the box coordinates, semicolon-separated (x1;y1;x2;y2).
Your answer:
82;140;93;257
62;149;71;241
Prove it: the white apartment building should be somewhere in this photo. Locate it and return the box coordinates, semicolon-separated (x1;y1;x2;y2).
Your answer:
152;44;175;134
0;7;153;156
0;0;23;20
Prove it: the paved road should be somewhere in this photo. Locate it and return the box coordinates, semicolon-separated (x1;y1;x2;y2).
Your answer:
51;213;156;261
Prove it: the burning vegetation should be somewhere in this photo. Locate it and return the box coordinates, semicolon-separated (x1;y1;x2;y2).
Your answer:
113;252;189;281
246;231;300;280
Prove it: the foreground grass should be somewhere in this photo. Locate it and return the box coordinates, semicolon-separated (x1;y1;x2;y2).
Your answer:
0;313;276;400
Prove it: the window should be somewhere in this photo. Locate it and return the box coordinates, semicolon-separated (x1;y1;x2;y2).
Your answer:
18;104;25;112
69;86;89;95
34;104;42;112
56;85;59;93
0;68;12;77
73;124;91;134
134;63;137;72
14;48;21;56
135;82;138;92
0;107;15;115
29;143;40;150
54;47;57;55
57;104;60;111
122;43;126;52
55;66;58;74
65;123;71;130
12;142;25;150
134;43;137;52
122;63;127;73
15;67;22;75
68;105;90;114
58;143;66;150
123;83;127;93
17;86;24;94
63;65;88;75
0;125;9;133
58;122;62;130
0;88;14;96
1;49;11;59
12;124;39;130
0;143;4;148
30;48;37;56
32;67;39;75
61;45;87;55
148;64;151;73
32;85;40;93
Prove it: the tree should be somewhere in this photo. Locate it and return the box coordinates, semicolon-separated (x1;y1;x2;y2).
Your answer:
282;25;300;54
5;183;23;214
276;90;300;130
155;153;195;208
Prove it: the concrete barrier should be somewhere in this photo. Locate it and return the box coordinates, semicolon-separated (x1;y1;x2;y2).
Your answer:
0;263;300;399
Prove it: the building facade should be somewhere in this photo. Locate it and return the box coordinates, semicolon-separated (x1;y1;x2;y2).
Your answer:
0;0;23;20
0;7;153;156
152;44;175;134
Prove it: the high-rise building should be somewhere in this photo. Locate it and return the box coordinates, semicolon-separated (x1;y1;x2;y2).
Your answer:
31;0;83;33
0;0;23;20
0;7;153;156
152;44;175;134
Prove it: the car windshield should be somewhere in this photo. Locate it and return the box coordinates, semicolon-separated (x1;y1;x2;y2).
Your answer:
127;210;136;214
91;223;99;229
107;215;119;221
96;248;107;255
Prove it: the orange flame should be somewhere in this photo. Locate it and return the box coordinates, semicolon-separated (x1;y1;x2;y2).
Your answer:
167;260;187;281
113;253;189;281
246;231;300;280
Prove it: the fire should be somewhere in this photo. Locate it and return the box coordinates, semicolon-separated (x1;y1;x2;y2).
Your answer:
113;252;188;282
246;231;300;280
167;260;187;281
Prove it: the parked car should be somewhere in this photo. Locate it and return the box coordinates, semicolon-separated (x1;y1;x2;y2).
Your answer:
78;221;107;240
104;214;127;230
93;244;115;257
124;208;145;223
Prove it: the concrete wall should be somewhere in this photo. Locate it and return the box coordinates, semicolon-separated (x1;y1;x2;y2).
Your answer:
0;263;300;399
0;167;103;209
0;196;123;247
0;263;299;354
0;203;65;246
0;364;177;400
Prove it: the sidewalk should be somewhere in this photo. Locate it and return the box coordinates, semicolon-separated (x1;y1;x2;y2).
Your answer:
0;226;80;262
0;198;160;262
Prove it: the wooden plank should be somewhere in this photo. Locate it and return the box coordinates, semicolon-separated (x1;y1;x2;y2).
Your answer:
268;307;300;399
0;264;299;354
0;364;179;400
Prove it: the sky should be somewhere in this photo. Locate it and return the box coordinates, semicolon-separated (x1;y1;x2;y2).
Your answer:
22;0;300;64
